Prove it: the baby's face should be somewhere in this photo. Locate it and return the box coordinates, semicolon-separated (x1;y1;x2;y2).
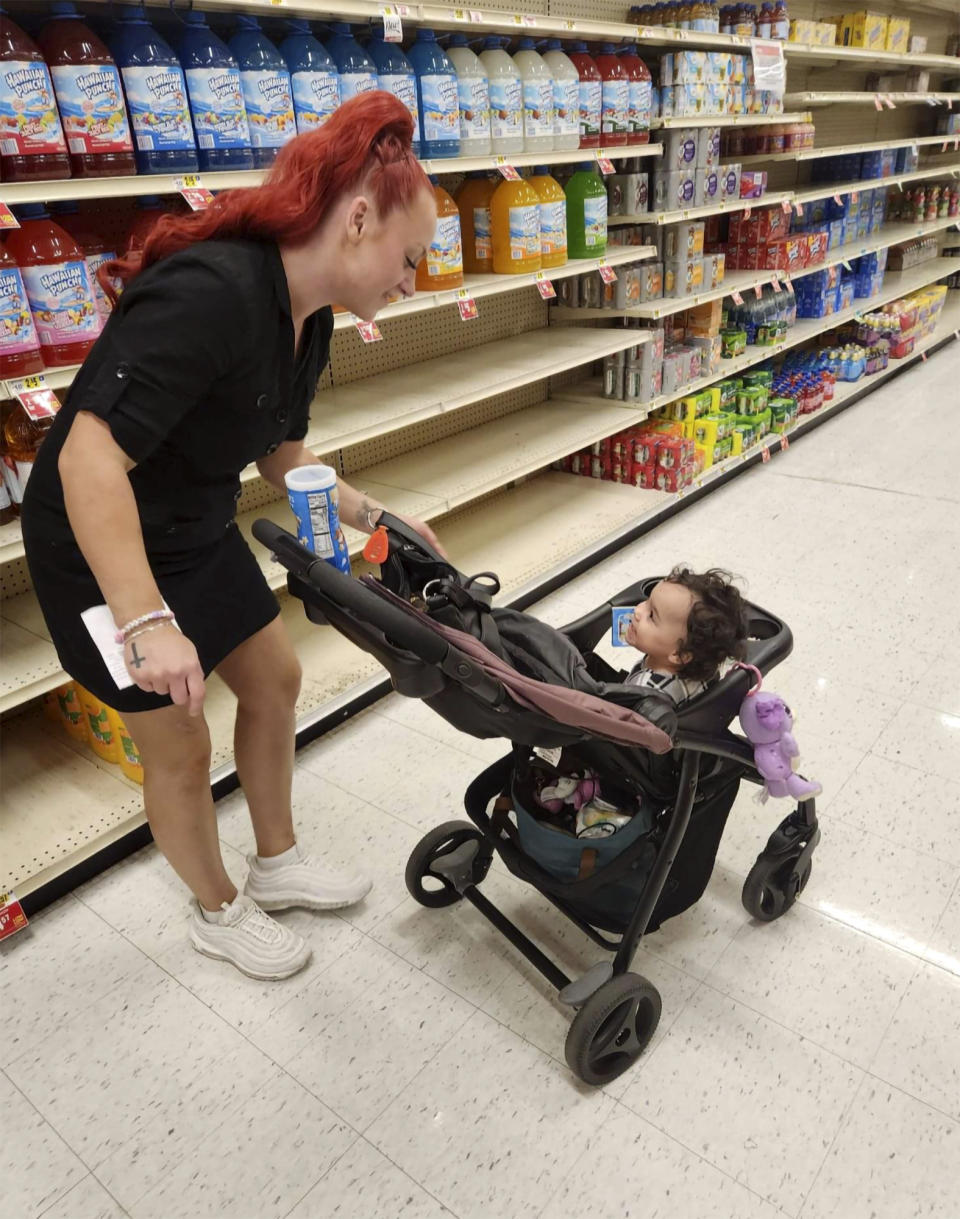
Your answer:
623;580;697;664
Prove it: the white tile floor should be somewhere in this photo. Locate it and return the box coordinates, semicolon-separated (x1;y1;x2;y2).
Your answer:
4;349;960;1219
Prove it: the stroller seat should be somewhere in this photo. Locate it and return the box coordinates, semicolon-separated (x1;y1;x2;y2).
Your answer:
253;514;820;1087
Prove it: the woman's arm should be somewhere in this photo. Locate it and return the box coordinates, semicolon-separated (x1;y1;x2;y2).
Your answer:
58;412;206;714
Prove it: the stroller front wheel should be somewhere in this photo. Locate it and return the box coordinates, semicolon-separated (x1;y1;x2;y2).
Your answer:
741;852;812;921
565;973;662;1087
405;821;493;908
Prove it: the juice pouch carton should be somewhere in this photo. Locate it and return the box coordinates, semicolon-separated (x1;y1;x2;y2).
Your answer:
663;127;700;171
740;170;767;198
719;163;741;200
696;168;721;206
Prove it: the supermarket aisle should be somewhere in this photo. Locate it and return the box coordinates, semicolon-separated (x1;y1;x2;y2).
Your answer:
4;348;960;1219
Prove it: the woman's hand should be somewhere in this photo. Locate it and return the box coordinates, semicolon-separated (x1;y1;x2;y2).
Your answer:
124;624;206;717
387;512;449;559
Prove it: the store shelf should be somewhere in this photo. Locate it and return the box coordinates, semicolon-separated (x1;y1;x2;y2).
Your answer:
651;112;812;130
552;218;958;321
793;162;960;206
552;258;959;418
9;296;959;899
268;327;650;464
5;250;656;406
740;134;960;165
330;244;656;330
608;191;795;228
0;146;658;207
784;91;960;107
784;42;960;74
0;517;23;565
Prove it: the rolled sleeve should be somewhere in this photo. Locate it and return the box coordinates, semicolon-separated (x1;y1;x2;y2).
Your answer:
73;255;245;464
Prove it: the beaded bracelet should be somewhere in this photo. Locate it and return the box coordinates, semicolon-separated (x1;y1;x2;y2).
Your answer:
123;620;176;646
115;609;174;644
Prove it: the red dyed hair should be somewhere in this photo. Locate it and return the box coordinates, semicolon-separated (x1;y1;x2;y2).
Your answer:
101;90;429;303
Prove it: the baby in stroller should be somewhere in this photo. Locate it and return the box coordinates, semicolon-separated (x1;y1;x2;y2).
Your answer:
621;566;748;705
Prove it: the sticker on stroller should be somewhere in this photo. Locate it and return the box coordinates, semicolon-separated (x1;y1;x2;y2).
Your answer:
611;606;634;646
533;745;563;767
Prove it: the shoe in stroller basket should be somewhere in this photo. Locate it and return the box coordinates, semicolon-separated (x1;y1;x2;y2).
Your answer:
253;514;821;1086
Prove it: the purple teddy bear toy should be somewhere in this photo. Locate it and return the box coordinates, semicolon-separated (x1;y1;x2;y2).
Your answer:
739;688;822;803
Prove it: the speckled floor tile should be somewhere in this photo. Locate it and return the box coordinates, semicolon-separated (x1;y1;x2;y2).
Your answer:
0;1070;87;1217
617;985;862;1214
36;1175;127;1219
871;702;960;784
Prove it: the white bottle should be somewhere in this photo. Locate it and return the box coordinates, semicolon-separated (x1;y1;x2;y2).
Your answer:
478;36;523;156
512;37;554;154
446;33;492;156
541;39;580;152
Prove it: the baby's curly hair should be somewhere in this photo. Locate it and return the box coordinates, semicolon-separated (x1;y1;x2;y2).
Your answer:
667;567;748;683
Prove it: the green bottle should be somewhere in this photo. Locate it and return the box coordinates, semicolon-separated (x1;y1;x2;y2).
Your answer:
565;163;608;259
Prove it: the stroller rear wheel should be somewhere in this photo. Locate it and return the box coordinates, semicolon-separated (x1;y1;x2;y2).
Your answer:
565;973;662;1086
405;821;493;908
741;852;812;921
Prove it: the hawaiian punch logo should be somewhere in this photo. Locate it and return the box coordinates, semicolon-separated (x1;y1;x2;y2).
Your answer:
5;66;49;98
75;70;118;100
39;265;86;296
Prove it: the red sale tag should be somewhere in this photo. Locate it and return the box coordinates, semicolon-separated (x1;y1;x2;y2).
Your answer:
180;187;215;211
781;433;790;450
356;320;383;342
795;200;804;217
0;892;28;941
535;275;556;299
874;94;883;110
781;200;792;214
731;290;744;305
771;274;782;291
761;446;771;463
743;205;752;220
598;263;617;284
596;152;616;175
754;283;763;299
850;191;859;204
496;159;521;180
0;201;19;229
457;295;478;321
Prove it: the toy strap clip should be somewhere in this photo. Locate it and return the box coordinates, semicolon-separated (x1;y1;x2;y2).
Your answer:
734;661;763;696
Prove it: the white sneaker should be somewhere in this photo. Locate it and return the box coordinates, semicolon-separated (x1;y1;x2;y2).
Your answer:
189;894;311;981
244;842;372;912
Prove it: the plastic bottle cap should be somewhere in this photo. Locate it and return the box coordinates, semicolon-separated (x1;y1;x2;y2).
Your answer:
543;39;562;49
285;19;311;34
235;14;262;28
329;22;352;34
417;27;437;40
518;37;536;49
183;11;209;25
448;33;469;46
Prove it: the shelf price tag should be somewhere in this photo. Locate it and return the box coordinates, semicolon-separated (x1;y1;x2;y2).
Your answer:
761;445;771;463
873;94;883;111
771;274;782;291
885;95;896;109
781;199;792;214
380;7;403;41
783;275;793;291
781;433;790;450
598;263;617;283
5;373;60;420
751;40;786;97
535;272;556;299
596;150;616;175
842;260;852;270
564;18;576;29
512;12;536;26
795;200;804;217
833;194;843;205
743;204;752;219
457;291;478;321
731;289;744;305
356;319;383;343
921;351;928;362
174;175;214;209
0;201;19;229
753;282;763;299
496;158;521;180
0;891;28;941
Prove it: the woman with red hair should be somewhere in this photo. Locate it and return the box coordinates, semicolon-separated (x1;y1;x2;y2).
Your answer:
22;93;439;981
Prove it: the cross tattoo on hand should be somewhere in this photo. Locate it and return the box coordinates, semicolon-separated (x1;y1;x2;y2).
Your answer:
130;641;145;670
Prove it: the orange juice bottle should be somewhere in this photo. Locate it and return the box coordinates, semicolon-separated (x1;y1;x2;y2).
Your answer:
107;708;144;784
490;176;541;274
528;167;567;269
76;683;122;763
455;171;497;274
416;177;464;291
56;681;89;743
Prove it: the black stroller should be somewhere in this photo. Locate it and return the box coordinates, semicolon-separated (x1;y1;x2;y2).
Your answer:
253;515;821;1086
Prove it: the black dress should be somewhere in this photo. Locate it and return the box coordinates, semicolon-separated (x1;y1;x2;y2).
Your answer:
22;239;334;712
